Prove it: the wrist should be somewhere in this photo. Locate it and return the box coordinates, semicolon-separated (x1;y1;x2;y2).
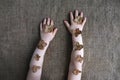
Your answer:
41;39;51;44
71;27;82;39
72;34;83;44
39;39;50;44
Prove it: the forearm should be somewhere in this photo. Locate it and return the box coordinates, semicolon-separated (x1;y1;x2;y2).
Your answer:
68;34;84;80
26;40;49;80
26;18;57;80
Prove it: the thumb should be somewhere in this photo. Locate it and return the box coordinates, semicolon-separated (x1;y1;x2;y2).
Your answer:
53;28;58;36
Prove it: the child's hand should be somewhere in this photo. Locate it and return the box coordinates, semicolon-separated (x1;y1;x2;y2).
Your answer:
64;10;86;37
40;18;58;43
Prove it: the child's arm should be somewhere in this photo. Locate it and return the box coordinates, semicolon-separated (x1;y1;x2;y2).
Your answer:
26;18;58;80
64;10;86;80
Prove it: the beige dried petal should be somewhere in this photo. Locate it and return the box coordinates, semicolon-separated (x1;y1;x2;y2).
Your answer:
72;69;81;75
32;65;41;73
37;40;47;50
74;16;84;24
76;55;83;63
34;54;41;61
44;25;55;33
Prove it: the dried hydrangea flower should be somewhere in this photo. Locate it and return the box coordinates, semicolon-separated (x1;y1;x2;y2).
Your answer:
34;54;41;61
74;16;84;24
74;42;83;50
37;40;47;50
32;65;41;73
76;55;83;63
73;28;82;37
72;69;81;75
44;25;55;33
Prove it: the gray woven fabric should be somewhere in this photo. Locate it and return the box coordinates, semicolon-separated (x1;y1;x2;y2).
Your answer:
0;0;120;80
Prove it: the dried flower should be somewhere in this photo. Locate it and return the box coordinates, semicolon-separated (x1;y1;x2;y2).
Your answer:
34;54;41;61
32;65;41;73
72;69;81;75
74;16;84;24
74;42;83;50
73;28;82;37
76;55;83;63
44;25;55;33
37;40;47;50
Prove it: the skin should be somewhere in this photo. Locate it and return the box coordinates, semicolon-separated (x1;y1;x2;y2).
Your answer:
26;18;57;80
26;10;86;80
64;10;86;80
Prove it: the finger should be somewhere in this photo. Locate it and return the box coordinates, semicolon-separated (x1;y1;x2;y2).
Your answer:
80;12;83;17
70;12;74;23
43;18;47;25
40;23;43;31
75;10;79;17
64;20;71;32
47;18;50;25
53;28;58;36
64;20;70;28
82;17;87;26
50;20;54;26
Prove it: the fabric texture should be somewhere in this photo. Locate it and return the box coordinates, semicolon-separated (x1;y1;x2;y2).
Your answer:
0;0;120;80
